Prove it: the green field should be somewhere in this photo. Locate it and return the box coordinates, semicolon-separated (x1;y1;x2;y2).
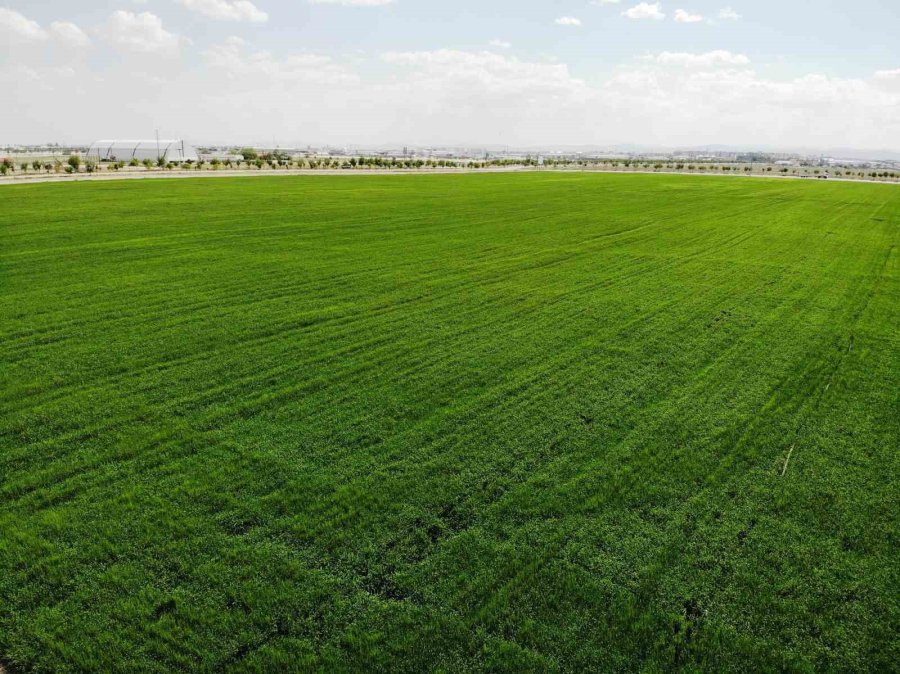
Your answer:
1;174;897;672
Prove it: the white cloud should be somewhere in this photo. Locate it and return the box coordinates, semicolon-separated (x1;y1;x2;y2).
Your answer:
177;0;268;22
0;7;48;42
204;36;358;85
308;0;396;5
2;36;899;154
0;9;91;49
103;11;186;55
649;50;750;68
194;47;591;146
50;21;92;47
674;9;703;23
555;16;582;26
718;7;741;20
489;39;511;49
873;68;900;91
623;3;665;20
599;54;900;149
381;49;587;100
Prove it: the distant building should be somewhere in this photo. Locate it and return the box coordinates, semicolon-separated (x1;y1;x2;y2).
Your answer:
87;140;199;163
200;151;242;162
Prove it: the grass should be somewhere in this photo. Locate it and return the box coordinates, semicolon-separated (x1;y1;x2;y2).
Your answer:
1;173;897;672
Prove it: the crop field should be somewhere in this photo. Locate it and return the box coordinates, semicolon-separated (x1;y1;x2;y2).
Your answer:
1;173;897;672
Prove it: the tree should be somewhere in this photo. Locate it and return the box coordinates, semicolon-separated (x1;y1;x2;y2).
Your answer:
240;148;259;161
67;155;81;171
85;159;97;173
32;160;42;171
20;162;29;173
156;156;167;168
43;162;53;173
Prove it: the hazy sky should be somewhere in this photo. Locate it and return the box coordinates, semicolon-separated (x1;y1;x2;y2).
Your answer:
2;1;899;149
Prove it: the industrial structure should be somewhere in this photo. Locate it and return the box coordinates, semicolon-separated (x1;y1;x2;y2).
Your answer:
87;140;199;163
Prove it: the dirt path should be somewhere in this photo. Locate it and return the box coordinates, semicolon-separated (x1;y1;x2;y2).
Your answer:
0;167;528;185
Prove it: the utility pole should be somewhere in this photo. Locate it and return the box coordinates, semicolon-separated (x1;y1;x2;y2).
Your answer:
156;129;160;162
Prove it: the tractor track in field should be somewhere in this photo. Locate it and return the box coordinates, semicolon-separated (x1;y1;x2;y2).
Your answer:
1;201;763;508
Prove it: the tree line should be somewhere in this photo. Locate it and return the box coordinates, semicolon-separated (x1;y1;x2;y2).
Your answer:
2;155;899;182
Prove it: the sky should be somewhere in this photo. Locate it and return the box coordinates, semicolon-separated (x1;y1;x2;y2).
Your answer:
1;0;899;150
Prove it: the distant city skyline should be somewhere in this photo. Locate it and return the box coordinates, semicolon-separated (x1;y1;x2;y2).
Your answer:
1;1;898;150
